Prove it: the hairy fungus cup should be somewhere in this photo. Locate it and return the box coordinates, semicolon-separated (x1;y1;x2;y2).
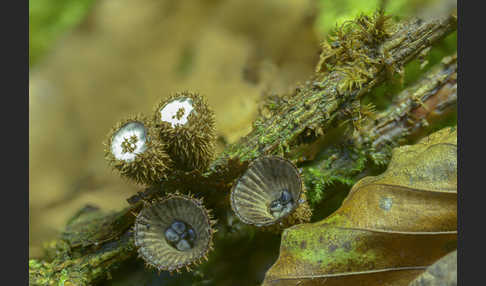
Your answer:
134;193;216;272
104;114;173;185
230;156;304;227
153;91;216;172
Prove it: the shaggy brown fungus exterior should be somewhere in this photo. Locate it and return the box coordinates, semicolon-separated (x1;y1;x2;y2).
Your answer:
153;91;216;172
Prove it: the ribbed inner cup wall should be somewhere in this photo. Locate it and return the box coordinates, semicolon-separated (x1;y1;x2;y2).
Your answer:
134;197;211;271
231;156;302;227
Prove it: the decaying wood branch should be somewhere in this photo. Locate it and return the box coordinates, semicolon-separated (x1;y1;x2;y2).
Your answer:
29;14;457;285
207;13;456;179
303;53;457;204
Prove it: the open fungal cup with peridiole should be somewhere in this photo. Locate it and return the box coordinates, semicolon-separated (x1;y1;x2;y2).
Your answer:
104;114;173;185
153;91;216;172
230;156;307;228
134;193;216;272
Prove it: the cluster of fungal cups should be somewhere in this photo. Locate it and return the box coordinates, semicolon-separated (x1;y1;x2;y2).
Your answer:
104;91;216;184
104;92;217;272
104;92;311;273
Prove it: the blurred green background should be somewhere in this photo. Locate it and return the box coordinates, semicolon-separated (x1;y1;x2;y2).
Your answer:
30;0;96;66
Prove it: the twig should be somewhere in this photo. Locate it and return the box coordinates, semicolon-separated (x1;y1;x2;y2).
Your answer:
304;53;457;204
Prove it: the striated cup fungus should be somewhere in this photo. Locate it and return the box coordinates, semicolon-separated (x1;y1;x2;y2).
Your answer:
134;193;216;272
230;156;304;227
153;91;215;172
104;114;172;185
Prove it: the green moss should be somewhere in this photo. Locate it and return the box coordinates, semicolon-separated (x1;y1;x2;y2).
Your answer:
29;259;43;269
314;0;437;36
303;145;368;205
58;269;69;286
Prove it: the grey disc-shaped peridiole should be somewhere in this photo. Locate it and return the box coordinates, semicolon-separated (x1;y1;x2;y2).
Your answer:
230;156;302;227
134;194;214;272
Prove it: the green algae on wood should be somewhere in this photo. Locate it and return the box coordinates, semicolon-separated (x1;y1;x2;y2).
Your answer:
29;233;135;286
62;205;138;249
29;204;141;286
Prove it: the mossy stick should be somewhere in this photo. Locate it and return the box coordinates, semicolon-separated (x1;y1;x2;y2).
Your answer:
204;13;457;186
304;53;457;205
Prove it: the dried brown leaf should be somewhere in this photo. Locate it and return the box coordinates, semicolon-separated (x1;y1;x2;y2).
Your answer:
408;250;457;286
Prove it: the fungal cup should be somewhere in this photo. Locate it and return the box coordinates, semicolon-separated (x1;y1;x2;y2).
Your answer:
153;92;216;172
230;156;303;227
134;194;215;272
104;114;172;185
